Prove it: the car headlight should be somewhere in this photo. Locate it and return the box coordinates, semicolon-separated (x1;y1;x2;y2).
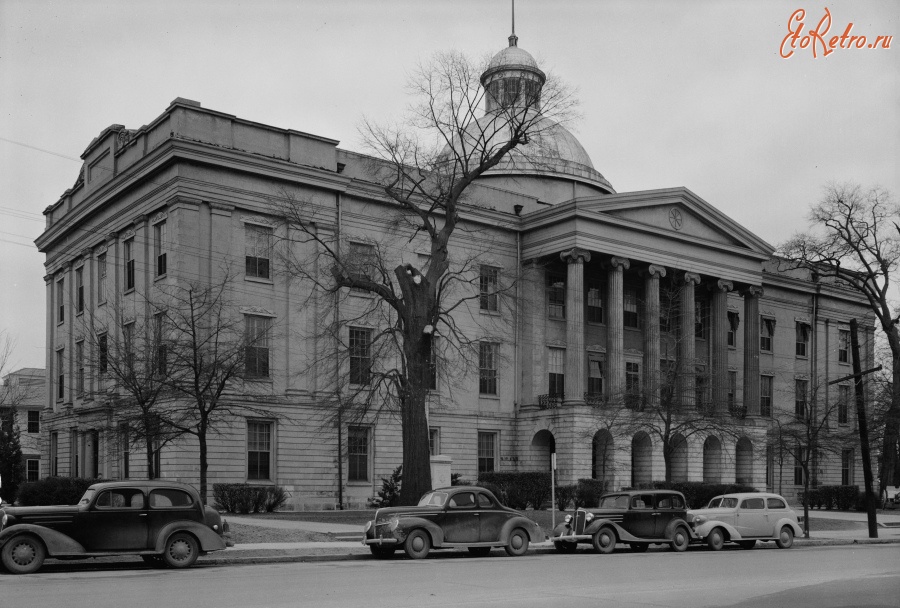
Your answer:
389;517;400;531
585;512;594;522
564;514;572;524
364;521;372;533
692;515;707;525
0;513;6;530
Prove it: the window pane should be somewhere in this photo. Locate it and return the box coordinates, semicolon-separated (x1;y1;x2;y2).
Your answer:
479;342;498;395
349;327;372;385
478;432;496;474
479;266;499;312
247;421;272;480
348;426;369;481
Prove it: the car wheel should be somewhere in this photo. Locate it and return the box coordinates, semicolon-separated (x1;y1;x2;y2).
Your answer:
554;540;578;554
670;526;689;552
467;547;491;557
504;528;529;557
591;526;616;554
369;545;396;559
1;534;46;575
629;543;649;553
738;540;756;550
706;528;725;551
404;529;431;559
775;526;794;549
162;532;199;568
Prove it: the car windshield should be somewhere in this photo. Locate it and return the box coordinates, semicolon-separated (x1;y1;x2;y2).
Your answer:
78;489;96;506
598;495;630;509
417;492;448;507
719;497;738;508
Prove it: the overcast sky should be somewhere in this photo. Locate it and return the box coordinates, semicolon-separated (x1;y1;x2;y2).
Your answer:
1;0;897;371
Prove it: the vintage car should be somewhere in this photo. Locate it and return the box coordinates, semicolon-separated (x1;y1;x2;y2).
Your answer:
0;480;227;574
881;486;900;509
551;490;694;553
688;492;803;550
362;486;544;559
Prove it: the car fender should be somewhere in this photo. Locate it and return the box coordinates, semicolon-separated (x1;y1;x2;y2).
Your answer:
584;519;629;541
662;518;696;540
0;523;86;556
693;520;741;541
499;517;543;543
396;517;445;546
772;517;803;538
153;520;226;553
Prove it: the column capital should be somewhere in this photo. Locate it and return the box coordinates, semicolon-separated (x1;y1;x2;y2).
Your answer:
681;271;701;285
742;285;764;298
645;264;667;278
715;279;734;292
609;256;630;271
560;247;591;264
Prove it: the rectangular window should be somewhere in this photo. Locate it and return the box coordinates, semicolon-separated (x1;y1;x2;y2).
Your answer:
50;432;58;476
247;421;272;481
625;361;641;407
27;410;40;434
429;428;440;456
347;242;376;291
477;432;497;474
154;220;167;277
118;423;130;479
56;349;64;400
57;278;65;323
623;285;640;328
98;334;108;374
838;384;850;425
760;317;775;352
123;322;135;370
244;315;271;378
76;341;84;396
97;253;107;304
795;322;810;357
547;272;565;319
586;277;603;323
548;347;565;396
842;448;854;485
694;298;709;339
478;341;498;395
587;357;604;396
154;313;167;377
349;327;372;385
838;329;849;363
794;447;806;486
727;371;737;410
26;459;39;483
348;426;369;482
795;379;808;421
760;375;773;417
75;267;84;313
124;238;135;291
245;224;272;279
479;265;499;312
727;311;739;347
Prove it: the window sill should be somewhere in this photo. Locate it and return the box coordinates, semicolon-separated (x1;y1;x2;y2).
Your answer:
57;320;64;327
837;361;850;366
347;480;372;486
548;317;566;323
98;300;106;307
245;275;273;285
478;394;500;401
479;309;501;316
154;274;167;283
124;288;135;295
76;310;84;318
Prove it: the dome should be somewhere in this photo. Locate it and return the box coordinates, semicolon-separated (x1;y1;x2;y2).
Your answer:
483;35;544;79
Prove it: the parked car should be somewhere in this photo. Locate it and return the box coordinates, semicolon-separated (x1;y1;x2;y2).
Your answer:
0;480;227;574
688;492;803;550
881;486;900;509
550;490;694;553
362;486;544;559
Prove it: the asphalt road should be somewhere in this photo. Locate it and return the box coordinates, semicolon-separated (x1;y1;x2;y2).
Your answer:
2;544;898;608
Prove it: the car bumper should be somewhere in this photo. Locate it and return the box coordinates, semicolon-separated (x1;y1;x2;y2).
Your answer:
363;537;401;547
550;533;590;543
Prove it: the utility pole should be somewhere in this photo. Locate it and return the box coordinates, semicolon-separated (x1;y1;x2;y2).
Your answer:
847;319;878;538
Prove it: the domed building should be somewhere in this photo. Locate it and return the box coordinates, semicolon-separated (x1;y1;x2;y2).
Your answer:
35;30;873;508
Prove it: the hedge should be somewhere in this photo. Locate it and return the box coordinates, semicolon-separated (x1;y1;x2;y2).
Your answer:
574;479;609;508
798;485;859;510
633;481;758;509
477;471;551;509
212;483;289;513
16;477;106;506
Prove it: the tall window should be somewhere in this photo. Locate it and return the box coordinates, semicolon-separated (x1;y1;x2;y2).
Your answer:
98;334;108;374
623;285;640;328
244;315;271;378
27;410;40;434
429;428;440;456
625;361;641;407
794;447;806;485
838;384;850;425
586;277;603;323
75;267;84;313
348;426;369;481
347;242;376;291
154;220;167;277
478;432;497;474
795;322;810;357
760;317;775;352
124;238;135;291
245;224;272;279
50;432;58;476
247;421;272;480
727;311;739;347
26;460;39;483
727;371;737;410
57;277;65;323
479;265;499;312
123;322;135;370
587;357;604;396
694;298;709;339
838;329;849;363
97;253;107;304
760;375;773;417
795;379;808;420
56;349;64;400
842;448;854;485
76;340;84;396
548;347;565;396
349;327;372;385
478;341;498;395
547;272;565;319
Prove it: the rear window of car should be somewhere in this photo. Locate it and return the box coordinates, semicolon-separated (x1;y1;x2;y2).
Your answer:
767;497;787;509
150;489;194;508
741;498;765;510
96;489;144;509
476;493;494;508
657;495;684;509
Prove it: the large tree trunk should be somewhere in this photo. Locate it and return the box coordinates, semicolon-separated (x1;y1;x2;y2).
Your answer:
199;421;208;505
145;430;155;480
882;352;900;489
398;330;433;505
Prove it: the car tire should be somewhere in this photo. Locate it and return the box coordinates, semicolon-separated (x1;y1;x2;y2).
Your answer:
467;547;491;557
670;526;689;552
706;528;725;551
591;526;616;554
1;534;46;575
162;532;199;568
629;543;649;553
738;540;756;550
369;546;396;559
775;526;794;549
554;540;578;554
504;528;529;557
404;529;431;559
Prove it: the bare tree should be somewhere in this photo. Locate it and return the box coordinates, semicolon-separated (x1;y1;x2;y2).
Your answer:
0;331;25;501
779;184;900;492
277;50;577;503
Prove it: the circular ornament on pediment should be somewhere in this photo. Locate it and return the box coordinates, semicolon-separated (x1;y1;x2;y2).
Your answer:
669;208;683;231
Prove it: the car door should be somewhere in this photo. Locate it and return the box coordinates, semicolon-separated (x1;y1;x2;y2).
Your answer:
439;491;480;543
763;496;789;536
146;487;201;545
735;497;767;537
475;491;508;542
654;493;684;537
623;494;657;538
75;488;149;551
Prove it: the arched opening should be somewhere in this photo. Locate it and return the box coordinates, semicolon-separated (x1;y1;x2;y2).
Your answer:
531;429;556;472
670;434;688;482
631;432;653;487
592;430;614;490
703;436;722;483
736;437;753;485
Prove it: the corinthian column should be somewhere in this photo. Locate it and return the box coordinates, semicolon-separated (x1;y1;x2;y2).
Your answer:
742;286;764;416
606;257;630;402
643;265;667;409
711;280;733;414
562;248;591;406
678;272;701;408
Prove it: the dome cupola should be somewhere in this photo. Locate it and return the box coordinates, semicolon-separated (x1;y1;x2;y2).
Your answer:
481;33;546;113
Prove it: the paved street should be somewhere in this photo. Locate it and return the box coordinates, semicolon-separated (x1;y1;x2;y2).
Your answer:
2;544;897;608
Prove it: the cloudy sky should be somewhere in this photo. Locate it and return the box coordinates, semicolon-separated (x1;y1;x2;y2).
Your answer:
1;0;897;371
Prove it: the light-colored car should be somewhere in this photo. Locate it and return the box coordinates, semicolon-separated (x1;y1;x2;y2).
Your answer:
688;492;803;550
